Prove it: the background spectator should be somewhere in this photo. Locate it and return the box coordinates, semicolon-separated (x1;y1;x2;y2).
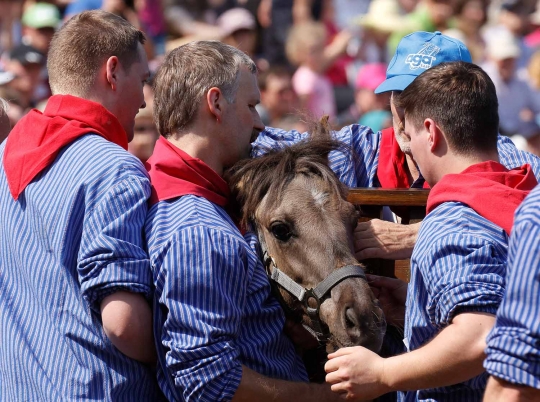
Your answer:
257;65;299;127
4;0;540;158
482;29;540;143
217;7;258;59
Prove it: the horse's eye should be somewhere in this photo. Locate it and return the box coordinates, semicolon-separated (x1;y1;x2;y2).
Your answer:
270;222;293;242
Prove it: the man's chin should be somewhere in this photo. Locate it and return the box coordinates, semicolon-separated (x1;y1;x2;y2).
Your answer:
250;130;261;143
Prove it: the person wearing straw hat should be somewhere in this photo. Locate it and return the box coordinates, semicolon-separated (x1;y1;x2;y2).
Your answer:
355;0;415;63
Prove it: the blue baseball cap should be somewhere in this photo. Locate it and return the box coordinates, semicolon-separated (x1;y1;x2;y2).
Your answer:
374;31;472;94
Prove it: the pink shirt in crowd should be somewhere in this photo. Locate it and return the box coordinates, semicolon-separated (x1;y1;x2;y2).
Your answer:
292;65;337;120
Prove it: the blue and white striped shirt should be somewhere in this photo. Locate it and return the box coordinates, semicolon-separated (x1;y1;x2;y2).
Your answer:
0;136;161;401
402;203;507;401
145;195;308;402
484;184;540;389
253;126;540;186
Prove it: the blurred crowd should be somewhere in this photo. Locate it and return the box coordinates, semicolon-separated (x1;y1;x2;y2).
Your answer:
3;0;540;159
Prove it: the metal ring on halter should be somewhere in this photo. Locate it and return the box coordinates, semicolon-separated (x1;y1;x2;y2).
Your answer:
263;249;367;344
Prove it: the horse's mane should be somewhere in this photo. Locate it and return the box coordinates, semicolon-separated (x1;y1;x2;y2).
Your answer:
226;117;351;227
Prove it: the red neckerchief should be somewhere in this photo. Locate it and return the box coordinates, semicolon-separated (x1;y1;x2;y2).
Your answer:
427;161;537;235
4;95;128;200
146;136;229;207
376;127;430;189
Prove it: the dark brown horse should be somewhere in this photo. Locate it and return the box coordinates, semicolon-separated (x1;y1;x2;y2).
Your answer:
227;119;386;378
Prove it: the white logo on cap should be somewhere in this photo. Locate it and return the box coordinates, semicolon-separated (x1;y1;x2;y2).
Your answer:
405;43;440;70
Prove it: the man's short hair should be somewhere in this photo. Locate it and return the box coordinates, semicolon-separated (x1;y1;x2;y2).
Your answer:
395;61;499;155
153;40;256;138
47;10;145;97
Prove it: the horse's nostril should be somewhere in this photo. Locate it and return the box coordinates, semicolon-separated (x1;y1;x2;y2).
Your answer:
345;307;359;329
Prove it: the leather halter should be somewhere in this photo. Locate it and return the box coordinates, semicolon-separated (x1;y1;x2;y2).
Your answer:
262;249;367;344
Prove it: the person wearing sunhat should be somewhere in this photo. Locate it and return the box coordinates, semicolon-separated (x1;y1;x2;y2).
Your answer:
21;2;61;55
217;7;258;58
355;0;415;63
482;29;540;140
2;43;46;109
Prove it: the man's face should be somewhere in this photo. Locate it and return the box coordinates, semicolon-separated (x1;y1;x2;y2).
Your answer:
403;115;434;183
116;43;150;142
5;59;42;102
390;92;411;155
262;73;297;120
221;66;264;168
426;0;455;27
23;27;55;54
496;57;516;82
128;116;158;162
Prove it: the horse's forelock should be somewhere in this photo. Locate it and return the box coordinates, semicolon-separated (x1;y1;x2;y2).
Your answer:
227;138;349;227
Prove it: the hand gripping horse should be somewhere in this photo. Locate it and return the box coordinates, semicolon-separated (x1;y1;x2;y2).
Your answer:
226;118;386;381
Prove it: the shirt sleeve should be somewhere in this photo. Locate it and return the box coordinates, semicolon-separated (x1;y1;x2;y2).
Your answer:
497;134;540;181
78;173;153;312
419;235;506;327
252;125;381;188
484;214;540;388
251;126;308;158
329;124;381;188
158;226;248;401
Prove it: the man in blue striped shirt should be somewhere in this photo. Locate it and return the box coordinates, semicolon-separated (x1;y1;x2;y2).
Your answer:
324;62;537;401
483;183;540;401
145;41;343;402
252;31;540;262
0;11;162;400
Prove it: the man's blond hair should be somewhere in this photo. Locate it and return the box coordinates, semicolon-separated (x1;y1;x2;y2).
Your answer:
48;10;145;97
153;41;256;138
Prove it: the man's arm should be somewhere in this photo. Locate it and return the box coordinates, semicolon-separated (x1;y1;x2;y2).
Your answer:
253;124;381;188
484;376;540;402
78;170;155;362
354;220;419;260
233;365;342;402
101;291;156;364
325;312;495;400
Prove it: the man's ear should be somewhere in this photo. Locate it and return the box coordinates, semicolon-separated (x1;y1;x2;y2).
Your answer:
207;87;225;122
424;118;442;152
105;56;120;91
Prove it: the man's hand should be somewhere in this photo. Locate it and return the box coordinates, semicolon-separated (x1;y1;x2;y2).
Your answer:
325;346;390;400
366;275;407;328
354;220;420;260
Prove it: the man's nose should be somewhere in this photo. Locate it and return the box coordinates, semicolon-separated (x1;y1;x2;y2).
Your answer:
253;111;265;131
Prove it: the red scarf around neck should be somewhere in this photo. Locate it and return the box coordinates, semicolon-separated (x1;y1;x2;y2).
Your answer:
4;94;128;200
376;127;430;189
146;136;230;207
426;161;537;235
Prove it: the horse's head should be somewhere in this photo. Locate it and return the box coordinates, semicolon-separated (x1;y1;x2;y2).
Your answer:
227;119;385;353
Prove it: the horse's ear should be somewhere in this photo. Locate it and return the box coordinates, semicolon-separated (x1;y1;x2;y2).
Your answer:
306;115;334;165
309;115;332;141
